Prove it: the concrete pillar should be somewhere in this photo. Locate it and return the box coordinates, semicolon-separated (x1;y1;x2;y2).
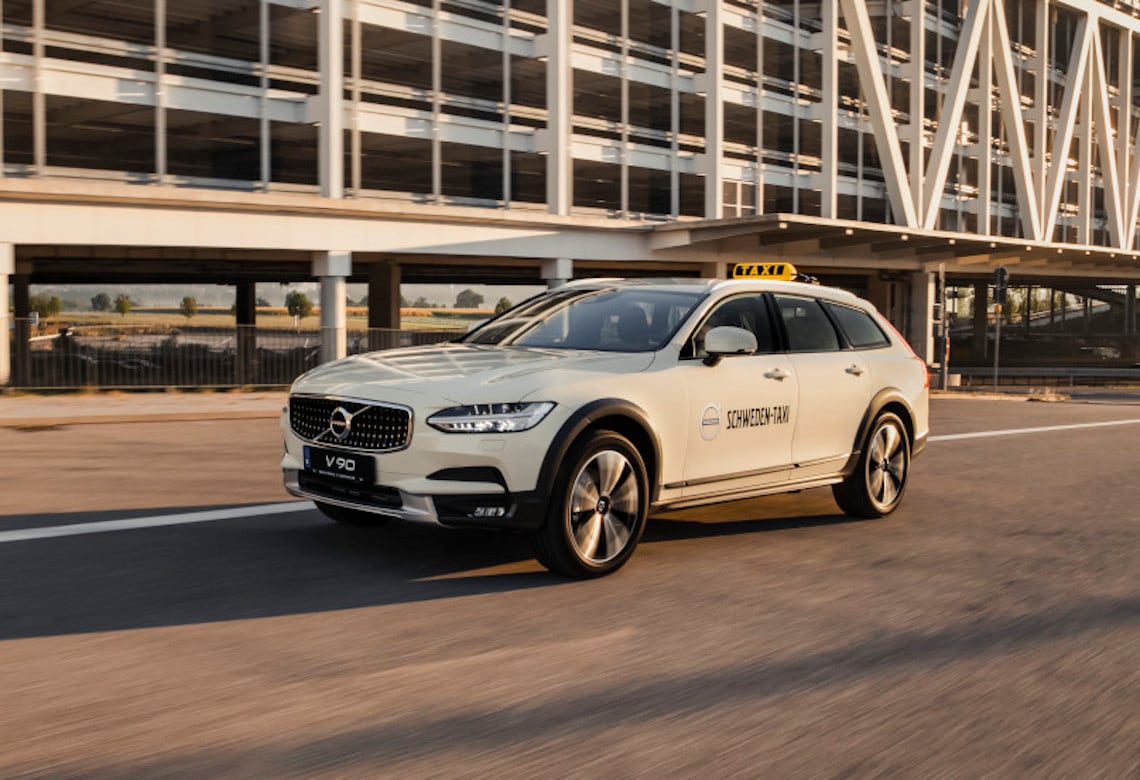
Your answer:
12;269;31;386
367;261;401;351
0;244;11;385
1125;284;1137;362
865;274;892;319
906;270;935;364
700;261;728;280
543;0;572;216
972;282;989;362
318;0;345;199
701;0;724;219
820;0;838;218
235;281;257;385
313;251;351;363
1125;284;1136;337
542;257;573;289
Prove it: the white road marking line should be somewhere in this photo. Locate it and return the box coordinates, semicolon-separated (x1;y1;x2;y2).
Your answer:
0;501;315;544
930;418;1140;442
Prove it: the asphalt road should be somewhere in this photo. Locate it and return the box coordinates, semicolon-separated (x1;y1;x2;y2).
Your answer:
2;397;1139;778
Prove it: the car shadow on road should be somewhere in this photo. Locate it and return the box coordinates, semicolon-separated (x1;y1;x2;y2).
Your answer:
645;513;855;542
0;501;860;640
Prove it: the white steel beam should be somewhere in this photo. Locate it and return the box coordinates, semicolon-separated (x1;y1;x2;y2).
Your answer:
990;0;1043;239
33;0;45;173
155;0;167;184
1126;85;1140;248
620;0;629;217
1090;31;1126;247
261;0;273;187
318;0;345;199
1042;16;1091;238
908;0;925;218
543;0;572;216
1078;51;1093;243
840;0;918;226
431;0;441;202
978;3;993;235
502;0;512;207
820;0;838;218
921;0;990;229
1117;27;1132;225
1033;0;1049;221
703;0;725;219
350;0;362;196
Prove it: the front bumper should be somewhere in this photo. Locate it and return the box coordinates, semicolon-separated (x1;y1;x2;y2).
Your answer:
281;398;567;530
283;468;546;530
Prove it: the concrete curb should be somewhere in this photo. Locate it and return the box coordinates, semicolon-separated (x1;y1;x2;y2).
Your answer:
0;410;282;428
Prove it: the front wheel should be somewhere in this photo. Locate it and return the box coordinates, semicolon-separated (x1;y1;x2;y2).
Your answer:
832;411;911;518
534;430;649;578
315;501;390;527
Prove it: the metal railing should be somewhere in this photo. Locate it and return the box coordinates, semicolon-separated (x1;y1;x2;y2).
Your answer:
7;321;459;389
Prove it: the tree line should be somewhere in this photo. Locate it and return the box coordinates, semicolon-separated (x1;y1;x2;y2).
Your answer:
27;288;515;321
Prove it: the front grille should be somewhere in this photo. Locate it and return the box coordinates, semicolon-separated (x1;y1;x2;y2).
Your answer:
289;395;412;451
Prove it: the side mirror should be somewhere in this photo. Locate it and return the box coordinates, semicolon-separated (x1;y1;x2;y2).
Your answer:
703;326;757;366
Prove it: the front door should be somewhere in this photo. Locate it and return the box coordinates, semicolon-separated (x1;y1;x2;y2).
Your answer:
677;293;798;499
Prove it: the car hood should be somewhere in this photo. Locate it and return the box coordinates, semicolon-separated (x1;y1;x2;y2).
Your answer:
292;343;656;405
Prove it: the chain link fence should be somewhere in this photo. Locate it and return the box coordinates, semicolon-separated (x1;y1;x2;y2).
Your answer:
7;320;459;389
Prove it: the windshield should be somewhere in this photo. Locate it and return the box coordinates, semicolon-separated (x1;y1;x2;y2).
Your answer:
460;287;706;352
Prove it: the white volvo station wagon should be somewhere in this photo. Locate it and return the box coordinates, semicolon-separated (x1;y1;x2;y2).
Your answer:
282;264;929;578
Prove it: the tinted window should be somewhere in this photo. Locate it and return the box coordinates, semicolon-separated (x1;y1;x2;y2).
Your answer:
773;295;840;352
687;294;776;358
463;287;705;352
826;303;890;349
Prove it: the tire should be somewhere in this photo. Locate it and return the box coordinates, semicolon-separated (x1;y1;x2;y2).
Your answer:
832;411;911;519
534;430;649;579
315;501;390;527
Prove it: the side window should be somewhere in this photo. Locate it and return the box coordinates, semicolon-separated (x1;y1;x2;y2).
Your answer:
825;302;890;349
686;294;776;358
773;294;840;352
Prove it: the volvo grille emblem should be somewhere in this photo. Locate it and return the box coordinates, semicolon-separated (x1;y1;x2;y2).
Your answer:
329;406;353;440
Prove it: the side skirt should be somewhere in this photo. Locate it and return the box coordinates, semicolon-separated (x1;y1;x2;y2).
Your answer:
652;474;844;513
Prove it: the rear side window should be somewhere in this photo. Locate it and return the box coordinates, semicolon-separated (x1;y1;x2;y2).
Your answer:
825;303;890;349
773;294;840;352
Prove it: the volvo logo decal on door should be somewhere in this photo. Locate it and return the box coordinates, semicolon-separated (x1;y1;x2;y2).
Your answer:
700;403;722;441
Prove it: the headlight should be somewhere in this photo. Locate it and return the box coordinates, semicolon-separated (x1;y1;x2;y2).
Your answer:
427;402;555;433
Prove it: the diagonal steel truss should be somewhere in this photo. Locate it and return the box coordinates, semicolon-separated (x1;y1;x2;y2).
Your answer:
833;0;1140;249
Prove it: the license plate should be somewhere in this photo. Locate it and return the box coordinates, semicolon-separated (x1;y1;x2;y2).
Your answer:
303;446;376;484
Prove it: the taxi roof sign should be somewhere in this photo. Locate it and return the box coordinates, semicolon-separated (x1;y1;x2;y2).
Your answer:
731;262;799;281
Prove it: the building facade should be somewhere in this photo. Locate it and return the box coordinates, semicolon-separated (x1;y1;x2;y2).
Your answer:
5;0;1140;383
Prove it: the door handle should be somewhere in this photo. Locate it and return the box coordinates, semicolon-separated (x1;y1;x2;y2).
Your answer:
845;365;865;376
763;368;790;381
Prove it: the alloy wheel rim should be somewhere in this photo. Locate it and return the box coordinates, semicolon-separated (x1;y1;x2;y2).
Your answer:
568;450;640;564
866;422;907;509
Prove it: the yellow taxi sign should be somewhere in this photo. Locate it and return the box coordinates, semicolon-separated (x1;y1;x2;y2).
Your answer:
730;262;799;281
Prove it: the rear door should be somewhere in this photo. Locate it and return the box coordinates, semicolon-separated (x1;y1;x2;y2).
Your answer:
772;294;872;474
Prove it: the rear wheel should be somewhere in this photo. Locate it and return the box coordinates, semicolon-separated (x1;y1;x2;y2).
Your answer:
832;411;910;518
315;501;390;527
534;430;648;578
